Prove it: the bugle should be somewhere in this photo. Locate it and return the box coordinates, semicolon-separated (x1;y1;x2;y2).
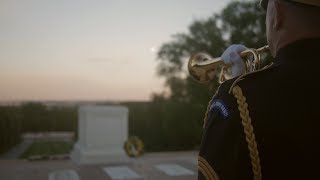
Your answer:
188;45;269;83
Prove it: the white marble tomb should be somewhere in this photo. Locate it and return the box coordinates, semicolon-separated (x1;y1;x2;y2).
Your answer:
71;105;129;164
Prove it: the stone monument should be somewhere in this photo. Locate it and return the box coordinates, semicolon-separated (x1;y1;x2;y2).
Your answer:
71;105;129;164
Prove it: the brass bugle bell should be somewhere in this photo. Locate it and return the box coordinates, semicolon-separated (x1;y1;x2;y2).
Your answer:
188;45;269;83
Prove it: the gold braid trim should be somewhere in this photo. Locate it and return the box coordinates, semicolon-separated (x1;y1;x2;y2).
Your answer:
199;163;211;180
198;156;220;180
232;85;262;180
228;63;273;94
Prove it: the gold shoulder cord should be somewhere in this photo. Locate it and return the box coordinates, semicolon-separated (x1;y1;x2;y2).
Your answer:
201;64;273;179
227;64;274;180
198;156;220;180
200;85;262;180
231;85;262;180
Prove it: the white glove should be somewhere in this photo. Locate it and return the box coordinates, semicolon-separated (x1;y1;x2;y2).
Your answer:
221;44;248;77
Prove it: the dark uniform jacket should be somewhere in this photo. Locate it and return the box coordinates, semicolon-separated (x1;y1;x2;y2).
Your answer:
198;38;320;180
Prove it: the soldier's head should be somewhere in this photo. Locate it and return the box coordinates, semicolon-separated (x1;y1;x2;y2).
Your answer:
260;0;320;57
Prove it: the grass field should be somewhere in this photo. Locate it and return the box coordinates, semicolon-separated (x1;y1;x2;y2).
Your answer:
20;141;73;159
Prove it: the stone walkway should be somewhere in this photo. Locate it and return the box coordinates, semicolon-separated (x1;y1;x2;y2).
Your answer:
0;151;198;180
0;139;33;159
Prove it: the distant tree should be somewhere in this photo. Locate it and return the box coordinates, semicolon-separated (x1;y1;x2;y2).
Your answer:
220;0;266;47
154;0;266;105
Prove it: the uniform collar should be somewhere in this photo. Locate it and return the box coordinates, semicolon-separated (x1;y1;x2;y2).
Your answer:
274;38;320;66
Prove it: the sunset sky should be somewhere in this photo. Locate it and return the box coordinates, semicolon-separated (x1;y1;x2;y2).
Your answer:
0;0;230;102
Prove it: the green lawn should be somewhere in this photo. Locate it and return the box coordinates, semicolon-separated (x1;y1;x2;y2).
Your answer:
20;141;73;159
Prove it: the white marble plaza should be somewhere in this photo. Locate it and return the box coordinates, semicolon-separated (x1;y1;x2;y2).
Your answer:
102;166;141;179
48;170;80;180
155;163;195;176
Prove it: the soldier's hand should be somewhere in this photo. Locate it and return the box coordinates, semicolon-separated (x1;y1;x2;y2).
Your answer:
221;44;248;77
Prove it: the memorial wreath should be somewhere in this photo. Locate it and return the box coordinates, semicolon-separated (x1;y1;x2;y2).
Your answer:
124;136;144;157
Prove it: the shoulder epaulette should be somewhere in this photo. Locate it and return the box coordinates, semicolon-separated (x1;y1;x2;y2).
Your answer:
228;63;275;94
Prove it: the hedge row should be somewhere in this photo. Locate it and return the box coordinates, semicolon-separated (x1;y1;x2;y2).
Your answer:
0;101;206;153
0;107;22;154
0;103;77;154
20;103;77;132
124;101;206;152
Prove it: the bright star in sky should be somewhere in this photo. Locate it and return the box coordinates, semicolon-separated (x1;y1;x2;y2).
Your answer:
150;47;157;53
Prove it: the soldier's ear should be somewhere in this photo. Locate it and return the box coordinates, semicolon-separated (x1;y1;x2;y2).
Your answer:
273;0;284;30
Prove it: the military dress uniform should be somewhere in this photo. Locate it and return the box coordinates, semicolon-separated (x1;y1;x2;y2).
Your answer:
198;38;320;179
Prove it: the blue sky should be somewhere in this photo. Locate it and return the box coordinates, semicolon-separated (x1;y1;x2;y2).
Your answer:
0;0;230;101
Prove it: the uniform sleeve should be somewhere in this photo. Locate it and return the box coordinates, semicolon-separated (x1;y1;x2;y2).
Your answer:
198;81;243;180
